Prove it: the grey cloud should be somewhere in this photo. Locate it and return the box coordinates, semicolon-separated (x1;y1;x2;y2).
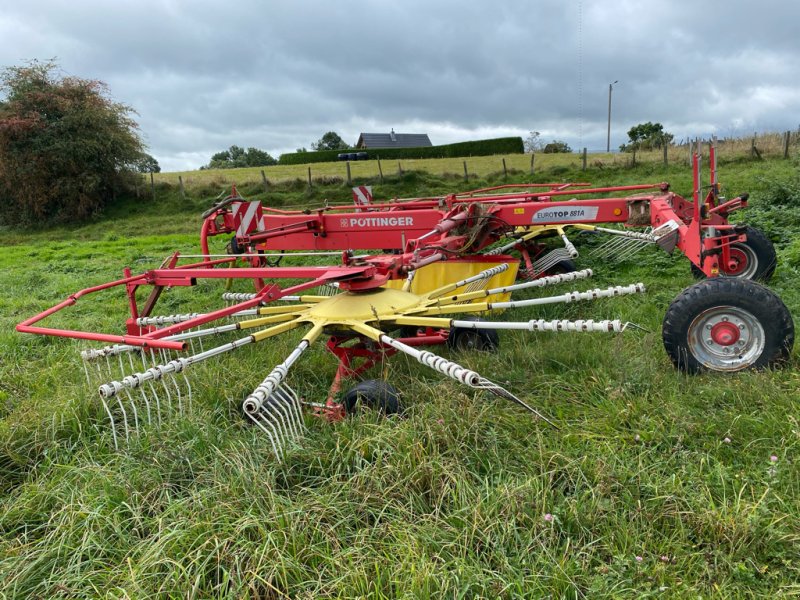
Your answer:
1;0;798;170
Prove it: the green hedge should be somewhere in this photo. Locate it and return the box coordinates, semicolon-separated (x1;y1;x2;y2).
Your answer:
278;136;524;165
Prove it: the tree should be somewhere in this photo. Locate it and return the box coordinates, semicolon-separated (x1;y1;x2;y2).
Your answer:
204;145;277;169
135;153;160;173
542;140;572;153
0;60;144;225
620;121;674;152
523;130;543;153
311;131;349;151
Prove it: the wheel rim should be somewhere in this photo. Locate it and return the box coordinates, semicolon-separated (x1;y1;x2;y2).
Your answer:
720;244;758;278
455;331;483;351
687;305;766;371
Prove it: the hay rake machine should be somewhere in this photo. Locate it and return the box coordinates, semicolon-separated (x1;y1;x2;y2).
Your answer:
17;147;794;456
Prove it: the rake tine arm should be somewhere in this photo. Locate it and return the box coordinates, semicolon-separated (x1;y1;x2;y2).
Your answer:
409;283;646;316
349;322;556;426
423;263;510;299
422;269;595;308
98;319;304;399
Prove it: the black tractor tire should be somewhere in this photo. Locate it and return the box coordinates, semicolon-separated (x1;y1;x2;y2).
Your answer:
690;226;777;282
447;316;500;352
662;278;793;373
342;379;403;415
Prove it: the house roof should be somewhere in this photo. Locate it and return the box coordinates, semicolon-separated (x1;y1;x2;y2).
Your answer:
356;131;433;149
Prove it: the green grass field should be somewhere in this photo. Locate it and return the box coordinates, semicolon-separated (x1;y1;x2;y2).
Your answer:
1;155;799;598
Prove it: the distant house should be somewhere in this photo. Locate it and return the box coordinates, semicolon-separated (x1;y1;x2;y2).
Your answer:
355;129;432;149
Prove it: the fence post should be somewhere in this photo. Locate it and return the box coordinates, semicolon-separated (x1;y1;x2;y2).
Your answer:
260;169;269;193
582;148;587;170
663;141;668;167
150;172;155;200
632;148;636;167
397;161;403;176
377;156;384;183
346;161;352;185
463;161;469;183
178;175;185;200
530;153;535;174
307;166;312;188
502;158;508;178
784;131;791;158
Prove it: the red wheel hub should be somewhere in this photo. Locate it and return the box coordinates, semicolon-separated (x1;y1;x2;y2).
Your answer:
710;321;740;346
723;247;748;275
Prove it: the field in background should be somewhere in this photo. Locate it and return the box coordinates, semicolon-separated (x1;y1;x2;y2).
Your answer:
152;131;799;189
2;154;800;597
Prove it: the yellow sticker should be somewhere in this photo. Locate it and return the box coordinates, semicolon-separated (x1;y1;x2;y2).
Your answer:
514;208;525;215
711;268;719;275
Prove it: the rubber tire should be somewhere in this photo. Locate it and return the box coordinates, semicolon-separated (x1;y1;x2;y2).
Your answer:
447;316;500;352
662;278;794;373
342;379;402;415
690;226;777;282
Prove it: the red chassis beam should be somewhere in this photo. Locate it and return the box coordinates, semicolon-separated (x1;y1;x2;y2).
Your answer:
16;264;376;349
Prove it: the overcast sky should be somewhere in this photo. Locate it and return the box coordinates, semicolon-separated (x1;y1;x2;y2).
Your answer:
2;0;798;171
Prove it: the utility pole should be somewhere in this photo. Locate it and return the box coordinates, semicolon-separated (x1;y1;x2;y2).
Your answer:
607;80;618;153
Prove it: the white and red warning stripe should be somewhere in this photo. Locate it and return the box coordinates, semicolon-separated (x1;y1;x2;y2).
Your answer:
352;186;373;212
231;201;264;236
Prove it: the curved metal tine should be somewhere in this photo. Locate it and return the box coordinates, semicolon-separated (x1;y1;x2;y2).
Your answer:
157;350;174;413
281;386;305;433
261;400;289;449
142;352;162;426
118;353;139;431
182;371;193;412
273;388;300;440
114;393;130;444
82;357;92;388
250;411;283;460
129;351;152;425
100;396;119;450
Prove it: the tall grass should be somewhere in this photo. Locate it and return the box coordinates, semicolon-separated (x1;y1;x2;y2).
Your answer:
1;156;799;597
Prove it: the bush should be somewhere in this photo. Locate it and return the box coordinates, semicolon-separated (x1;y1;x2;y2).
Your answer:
279;136;524;165
542;140;572;153
0;60;144;225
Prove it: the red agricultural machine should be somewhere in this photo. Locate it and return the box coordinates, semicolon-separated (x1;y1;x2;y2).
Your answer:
17;145;794;456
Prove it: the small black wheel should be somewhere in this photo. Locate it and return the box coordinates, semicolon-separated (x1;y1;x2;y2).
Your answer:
342;379;402;415
662;278;794;373
547;259;577;275
447;316;500;352
690;226;777;282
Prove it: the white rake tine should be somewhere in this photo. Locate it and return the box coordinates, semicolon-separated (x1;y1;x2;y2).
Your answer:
251;411;283;460
182;371;193;411
157;350;173;412
281;386;305;434
113;395;130;444
100;396;119;451
118;353;139;430
188;337;196;355
142;353;163;426
262;401;290;447
82;358;92;388
273;388;300;440
129;351;152;425
196;329;205;353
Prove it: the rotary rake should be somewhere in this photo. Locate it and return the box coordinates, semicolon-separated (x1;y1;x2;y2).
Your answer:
17;146;794;457
202;141;776;283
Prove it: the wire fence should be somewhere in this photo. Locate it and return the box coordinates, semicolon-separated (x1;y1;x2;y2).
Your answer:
147;131;799;196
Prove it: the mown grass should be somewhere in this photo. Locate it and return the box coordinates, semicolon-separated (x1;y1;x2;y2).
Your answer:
1;156;799;598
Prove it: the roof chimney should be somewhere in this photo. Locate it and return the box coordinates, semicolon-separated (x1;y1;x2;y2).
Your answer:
390;128;396;142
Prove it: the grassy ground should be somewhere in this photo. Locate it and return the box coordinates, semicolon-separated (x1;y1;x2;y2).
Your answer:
1;156;799;598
